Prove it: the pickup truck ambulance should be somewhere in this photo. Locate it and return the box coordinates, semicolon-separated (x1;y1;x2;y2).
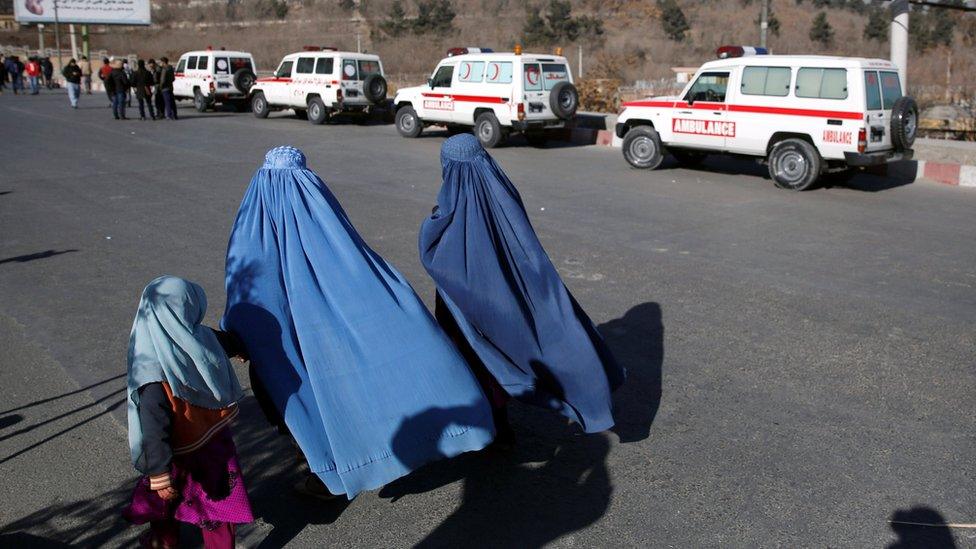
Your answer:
394;47;579;148
616;46;917;190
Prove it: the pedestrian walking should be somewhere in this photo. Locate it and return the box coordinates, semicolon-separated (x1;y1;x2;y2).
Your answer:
98;57;112;106
25;57;41;95
6;56;21;94
122;276;254;549
122;59;133;106
62;58;82;108
158;57;177;120
78;55;92;94
419;134;625;443
41;57;54;89
14;57;25;93
222;146;494;499
0;54;7;94
109;59;129;119
132;59;156;120
148;59;165;117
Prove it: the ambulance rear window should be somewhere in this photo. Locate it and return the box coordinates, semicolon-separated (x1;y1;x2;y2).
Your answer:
864;71;882;110
230;58;253;72
796;68;847;100
880;71;902;109
524;63;542;91
342;59;357;80
358;60;381;78
215;57;230;75
740;66;790;97
542;63;569;90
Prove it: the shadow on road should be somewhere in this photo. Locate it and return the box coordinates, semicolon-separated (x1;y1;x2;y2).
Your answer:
0;249;78;266
887;506;959;549
0;373;125;416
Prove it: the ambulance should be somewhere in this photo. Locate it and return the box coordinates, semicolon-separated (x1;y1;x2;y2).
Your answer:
393;47;579;148
616;46;918;190
250;48;389;124
172;49;257;112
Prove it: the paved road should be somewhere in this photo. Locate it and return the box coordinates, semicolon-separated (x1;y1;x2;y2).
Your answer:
1;91;973;548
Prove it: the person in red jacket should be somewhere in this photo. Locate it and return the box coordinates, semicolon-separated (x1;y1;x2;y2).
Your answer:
98;57;113;106
25;56;41;95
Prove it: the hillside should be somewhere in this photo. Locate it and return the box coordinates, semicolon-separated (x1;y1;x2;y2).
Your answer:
3;0;976;102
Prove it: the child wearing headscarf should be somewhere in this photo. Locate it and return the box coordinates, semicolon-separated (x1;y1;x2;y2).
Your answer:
123;276;253;549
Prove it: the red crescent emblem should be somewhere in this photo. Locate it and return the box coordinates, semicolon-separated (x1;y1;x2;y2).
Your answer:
527;67;539;85
461;63;471;79
489;64;499;81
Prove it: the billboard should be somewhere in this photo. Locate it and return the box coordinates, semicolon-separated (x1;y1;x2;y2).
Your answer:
14;0;151;25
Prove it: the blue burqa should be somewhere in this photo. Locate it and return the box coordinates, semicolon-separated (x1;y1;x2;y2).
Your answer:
222;146;494;499
419;134;625;434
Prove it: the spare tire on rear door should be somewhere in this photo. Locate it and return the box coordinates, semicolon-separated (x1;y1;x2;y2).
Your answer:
233;68;256;94
890;96;918;151
363;73;388;104
549;81;579;120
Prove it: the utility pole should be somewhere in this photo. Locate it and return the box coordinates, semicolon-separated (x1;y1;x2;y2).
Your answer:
890;0;909;93
81;25;90;59
760;0;769;48
69;23;78;60
53;0;64;74
37;24;44;55
578;44;583;78
356;32;362;53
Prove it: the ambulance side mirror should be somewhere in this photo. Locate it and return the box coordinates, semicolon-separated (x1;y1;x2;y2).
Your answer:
427;77;433;88
686;97;694;106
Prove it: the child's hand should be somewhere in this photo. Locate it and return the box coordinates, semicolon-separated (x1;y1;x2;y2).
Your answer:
156;486;179;501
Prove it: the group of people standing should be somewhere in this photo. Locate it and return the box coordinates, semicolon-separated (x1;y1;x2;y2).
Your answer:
124;135;625;548
96;56;178;120
0;54;58;95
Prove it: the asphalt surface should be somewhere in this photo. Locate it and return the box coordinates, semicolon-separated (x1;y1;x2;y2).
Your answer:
1;90;974;548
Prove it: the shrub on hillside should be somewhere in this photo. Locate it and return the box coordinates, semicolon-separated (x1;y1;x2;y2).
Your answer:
863;6;887;43
809;11;833;46
522;0;605;45
657;0;689;42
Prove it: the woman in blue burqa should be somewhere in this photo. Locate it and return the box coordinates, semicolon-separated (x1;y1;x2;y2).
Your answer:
420;134;626;444
222;146;494;499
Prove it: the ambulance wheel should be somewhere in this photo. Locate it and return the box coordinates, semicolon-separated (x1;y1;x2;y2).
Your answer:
396;106;422;138
251;92;269;119
307;98;328;125
890;96;918;151
622;126;664;170
193;89;209;112
475;112;505;148
363;73;388;104
671;149;706;166
768;138;822;191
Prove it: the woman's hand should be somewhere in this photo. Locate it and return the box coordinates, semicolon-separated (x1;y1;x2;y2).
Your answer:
156;486;179;501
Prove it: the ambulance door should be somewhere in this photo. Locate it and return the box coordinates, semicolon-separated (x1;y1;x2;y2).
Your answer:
268;59;293;104
672;71;732;151
173;55;192;98
421;63;457;124
293;56;317;107
453;59;485;124
724;65;793;154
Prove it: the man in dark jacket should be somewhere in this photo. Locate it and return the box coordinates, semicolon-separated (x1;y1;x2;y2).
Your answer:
41;57;54;89
147;59;165;119
109;59;129;120
132;59;156;120
62;58;82;108
158;57;177;120
0;54;7;94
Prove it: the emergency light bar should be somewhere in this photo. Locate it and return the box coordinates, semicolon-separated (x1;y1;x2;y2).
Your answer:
716;45;768;59
303;46;339;51
447;47;494;56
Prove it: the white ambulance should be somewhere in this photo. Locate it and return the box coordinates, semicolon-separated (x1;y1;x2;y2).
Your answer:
393;47;579;148
249;48;389;125
173;49;257;111
616;46;918;190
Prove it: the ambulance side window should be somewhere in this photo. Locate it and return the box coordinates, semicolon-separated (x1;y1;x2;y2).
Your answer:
740;66;790;97
176;59;186;73
187;56;198;70
796;68;847;100
197;56;209;71
315;58;334;75
276;61;293;78
430;65;454;88
457;61;484;83
295;57;316;74
485;62;513;84
864;71;882;110
684;72;730;103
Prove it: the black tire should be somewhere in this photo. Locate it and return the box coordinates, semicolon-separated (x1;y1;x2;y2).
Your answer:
890;96;918;151
251;92;269;118
622;126;664;170
671;149;706;166
475;112;505;148
768;138;822;191
549;81;579;120
233;69;256;94
193;89;209;113
396;106;422;138
307;97;328;125
363;74;388;104
294;108;307;120
525;131;548;148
